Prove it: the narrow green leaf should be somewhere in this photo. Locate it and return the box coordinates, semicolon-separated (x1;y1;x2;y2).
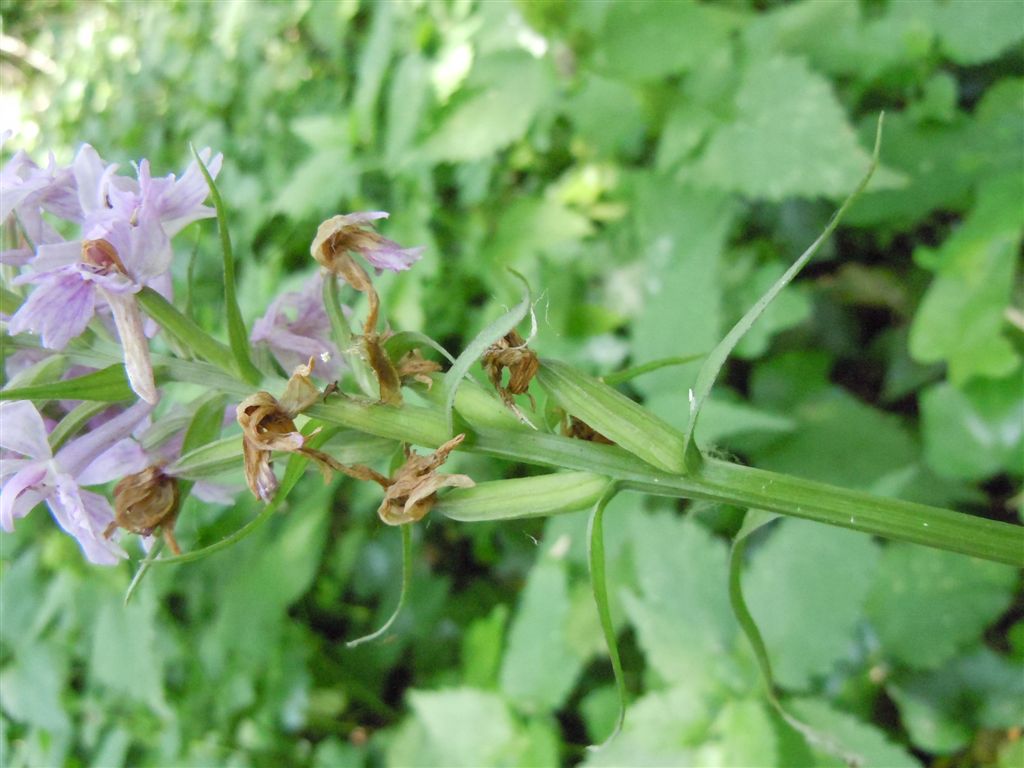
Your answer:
181;393;227;454
441;273;532;435
437;472;610;522
0;364;133;402
586;487;627;752
1;286;23;315
3;353;66;391
346;524;413;648
728;509;862;766
683;114;885;468
177;392;228;496
48;401;110;452
190;145;262;385
136;287;234;375
601;354;705;386
383;330;457;365
165;436;241;481
728;509;781;698
536;359;685;474
184;228;201;321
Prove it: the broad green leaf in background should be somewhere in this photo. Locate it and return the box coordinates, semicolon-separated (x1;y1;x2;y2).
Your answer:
743;518;879;689
622;511;736;693
864;543;1017;670
566;75;646;158
887;649;1024;754
272;114;358;219
919;373;1024;482
591;0;739;81
581;686;705;767
89;582;169;716
423;51;553;163
484;195;593;283
388;688;557;768
692;55;898;200
0;642;70;736
703;698;779;768
461;604;508;689
787;698;920;768
849;77;1023;228
909;173;1023;384
629;180;735;408
499;549;584;713
930;0;1024;66
748;388;918;490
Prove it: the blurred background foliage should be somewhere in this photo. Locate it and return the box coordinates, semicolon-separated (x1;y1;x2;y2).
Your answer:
1;0;1022;766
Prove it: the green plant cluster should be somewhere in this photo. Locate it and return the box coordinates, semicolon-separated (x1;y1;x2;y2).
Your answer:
2;2;1022;767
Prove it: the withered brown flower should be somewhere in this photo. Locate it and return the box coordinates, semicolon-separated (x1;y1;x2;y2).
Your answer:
311;214;425;405
376;434;474;526
104;466;182;554
563;415;614;445
395;348;443;388
481;330;539;410
237;358;386;501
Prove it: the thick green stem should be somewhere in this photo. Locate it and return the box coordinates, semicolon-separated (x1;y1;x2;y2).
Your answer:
301;398;1022;566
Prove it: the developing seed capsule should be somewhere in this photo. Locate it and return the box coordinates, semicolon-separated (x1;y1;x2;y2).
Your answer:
106;466;182;554
435;471;611;522
536;359;686;474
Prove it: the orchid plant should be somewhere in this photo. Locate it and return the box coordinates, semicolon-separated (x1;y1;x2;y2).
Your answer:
2;126;1021;757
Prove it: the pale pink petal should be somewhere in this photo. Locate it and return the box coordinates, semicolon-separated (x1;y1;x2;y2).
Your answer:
0;462;48;531
0;401;53;459
48;476;124;564
7;267;96;349
76;438;148;486
55;401;152;477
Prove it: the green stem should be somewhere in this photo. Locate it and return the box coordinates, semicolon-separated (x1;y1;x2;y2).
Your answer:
298;397;1022;565
323;273;376;397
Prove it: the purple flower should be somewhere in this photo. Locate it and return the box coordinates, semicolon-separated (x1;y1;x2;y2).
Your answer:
9;238;159;403
0;147;79;265
251;272;344;379
311;211;424;274
7;145;222;403
0;400;150;564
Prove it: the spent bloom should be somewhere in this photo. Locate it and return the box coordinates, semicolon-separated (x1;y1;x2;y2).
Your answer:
311;212;424;275
0;400;151;564
5;144;222;403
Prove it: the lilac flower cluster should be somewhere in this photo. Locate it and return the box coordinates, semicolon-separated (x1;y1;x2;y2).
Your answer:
3;143;222;404
3;139;427;565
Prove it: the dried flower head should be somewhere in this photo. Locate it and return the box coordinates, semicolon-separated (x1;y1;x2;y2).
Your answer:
377;434;474;526
563;415;614;445
237;358;386;501
395;349;443;388
105;466;181;554
482;330;539;409
311;212;423;275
